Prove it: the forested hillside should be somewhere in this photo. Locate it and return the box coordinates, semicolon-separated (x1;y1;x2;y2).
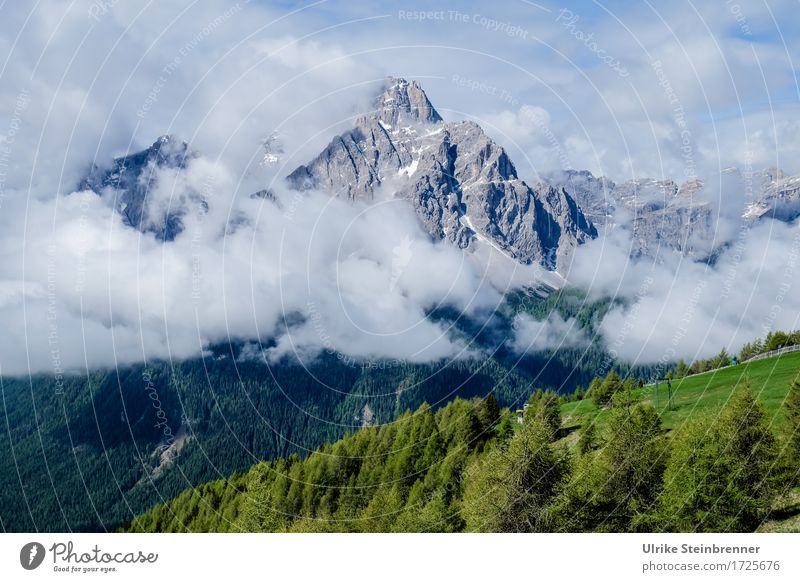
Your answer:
0;355;522;532
0;289;652;533
126;353;800;533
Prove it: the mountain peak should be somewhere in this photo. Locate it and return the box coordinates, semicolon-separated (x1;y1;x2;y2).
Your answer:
288;78;597;271
148;134;190;162
374;77;442;127
78;134;196;241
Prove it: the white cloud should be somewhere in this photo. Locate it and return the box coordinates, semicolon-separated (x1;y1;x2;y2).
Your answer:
510;312;589;353
2;0;800;376
568;217;800;364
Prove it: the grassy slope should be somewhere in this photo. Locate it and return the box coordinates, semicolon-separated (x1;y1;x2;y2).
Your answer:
562;350;800;433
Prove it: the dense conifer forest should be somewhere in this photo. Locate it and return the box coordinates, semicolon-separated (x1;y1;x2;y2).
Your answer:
126;372;800;533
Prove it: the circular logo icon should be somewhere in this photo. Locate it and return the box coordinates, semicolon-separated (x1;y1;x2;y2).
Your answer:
20;542;46;570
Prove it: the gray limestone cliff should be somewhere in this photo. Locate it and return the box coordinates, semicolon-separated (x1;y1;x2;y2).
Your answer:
288;77;597;271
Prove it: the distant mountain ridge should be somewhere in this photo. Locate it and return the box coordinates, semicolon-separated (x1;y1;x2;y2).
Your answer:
77;78;800;267
543;166;800;262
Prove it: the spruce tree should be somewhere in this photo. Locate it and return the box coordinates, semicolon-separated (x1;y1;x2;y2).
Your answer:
524;390;562;441
479;393;501;430
577;418;599;456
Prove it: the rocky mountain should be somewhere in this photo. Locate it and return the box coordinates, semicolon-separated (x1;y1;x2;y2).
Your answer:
77;80;800;270
545;166;800;262
288;77;597;271
744;167;800;222
79;135;200;241
542;170;709;259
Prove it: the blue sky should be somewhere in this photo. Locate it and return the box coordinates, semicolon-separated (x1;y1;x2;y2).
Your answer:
2;0;799;187
252;0;800;180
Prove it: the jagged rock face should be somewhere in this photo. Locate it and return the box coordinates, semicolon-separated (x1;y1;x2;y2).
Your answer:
546;165;800;262
545;170;716;260
79;135;198;241
614;178;715;259
288;78;597;271
288;116;413;202
744;168;800;222
628;201;715;260
376;77;443;127
541;170;616;226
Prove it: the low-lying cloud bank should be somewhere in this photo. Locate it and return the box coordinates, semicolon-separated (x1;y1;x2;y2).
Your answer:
9;162;799;377
2;152;550;375
510;312;590;353
562;214;800;366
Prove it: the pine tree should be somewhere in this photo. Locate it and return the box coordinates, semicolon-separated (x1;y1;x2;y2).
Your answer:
463;417;569;532
586;377;602;404
590;371;623;406
658;387;780;532
773;377;800;489
494;411;516;443
612;378;635;408
559;403;665;532
524;390;561;441
479;393;501;430
577;418;599;456
711;348;731;369
786;377;800;468
766;331;789;351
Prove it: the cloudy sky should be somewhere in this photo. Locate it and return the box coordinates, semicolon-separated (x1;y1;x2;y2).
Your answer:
1;0;799;375
5;0;799;186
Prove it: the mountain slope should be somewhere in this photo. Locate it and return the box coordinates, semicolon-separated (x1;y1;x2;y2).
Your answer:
78;135;201;241
0;332;616;532
562;348;800;432
0;284;657;533
124;349;800;533
289;77;597;270
546;167;800;262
